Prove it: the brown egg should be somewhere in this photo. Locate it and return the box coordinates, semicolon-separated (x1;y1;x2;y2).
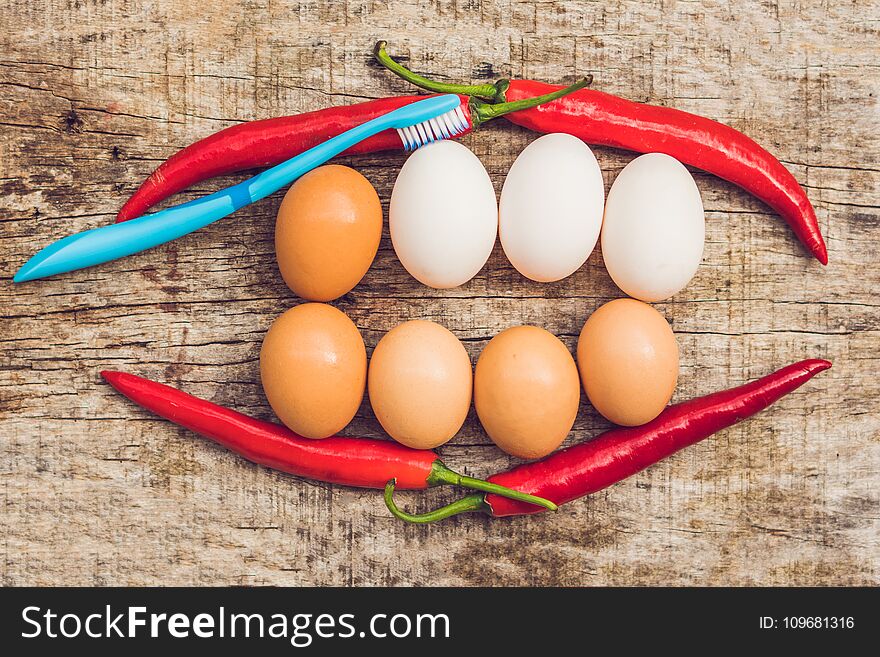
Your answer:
577;298;679;426
275;165;382;302
368;320;472;449
474;326;580;459
260;303;366;439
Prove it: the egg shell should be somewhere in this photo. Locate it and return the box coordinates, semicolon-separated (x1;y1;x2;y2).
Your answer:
577;298;679;426
500;133;605;282
601;153;705;302
474;325;580;460
389;140;498;289
368;320;472;449
260;303;366;439
275;165;382;302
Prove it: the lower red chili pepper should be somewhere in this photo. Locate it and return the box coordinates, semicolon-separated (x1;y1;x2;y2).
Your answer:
384;358;831;523
100;370;557;510
374;43;828;265
115;80;589;222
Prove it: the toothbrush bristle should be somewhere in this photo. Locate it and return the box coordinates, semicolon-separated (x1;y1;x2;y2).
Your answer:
396;102;471;151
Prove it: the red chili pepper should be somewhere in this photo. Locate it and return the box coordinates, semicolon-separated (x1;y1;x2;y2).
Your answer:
100;370;557;510
383;359;831;523
374;43;828;265
115;81;590;222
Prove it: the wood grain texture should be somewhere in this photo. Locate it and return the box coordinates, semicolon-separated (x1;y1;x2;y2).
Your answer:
1;0;878;586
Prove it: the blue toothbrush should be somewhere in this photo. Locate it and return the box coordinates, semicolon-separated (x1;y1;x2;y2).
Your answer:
14;94;468;283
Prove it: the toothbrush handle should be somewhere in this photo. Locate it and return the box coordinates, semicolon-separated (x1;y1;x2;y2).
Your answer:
119;115;393;240
245;117;390;204
15;115;396;281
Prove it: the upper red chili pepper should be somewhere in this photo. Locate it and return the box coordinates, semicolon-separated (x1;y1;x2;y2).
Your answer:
115;80;590;222
100;370;557;510
384;358;831;523
374;42;828;265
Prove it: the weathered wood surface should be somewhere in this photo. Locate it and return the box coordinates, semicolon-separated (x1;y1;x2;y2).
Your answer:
1;0;878;586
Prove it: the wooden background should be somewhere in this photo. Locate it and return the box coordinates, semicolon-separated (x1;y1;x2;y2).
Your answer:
1;0;877;586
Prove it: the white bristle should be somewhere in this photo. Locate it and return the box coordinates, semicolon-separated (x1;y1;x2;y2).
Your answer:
428;117;443;139
415;121;429;145
453;105;467;129
435;116;450;139
441;112;455;136
402;126;416;148
395;103;470;151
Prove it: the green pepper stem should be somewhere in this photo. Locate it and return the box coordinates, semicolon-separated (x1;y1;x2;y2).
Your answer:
471;78;590;126
374;40;593;125
427;460;558;511
385;479;487;524
374;40;503;102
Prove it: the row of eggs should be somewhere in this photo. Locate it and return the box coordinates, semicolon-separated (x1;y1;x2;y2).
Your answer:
260;298;679;460
275;134;706;303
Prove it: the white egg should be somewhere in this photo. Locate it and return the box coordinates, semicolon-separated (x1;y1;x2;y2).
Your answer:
389;140;498;289
601;153;705;302
499;133;605;282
